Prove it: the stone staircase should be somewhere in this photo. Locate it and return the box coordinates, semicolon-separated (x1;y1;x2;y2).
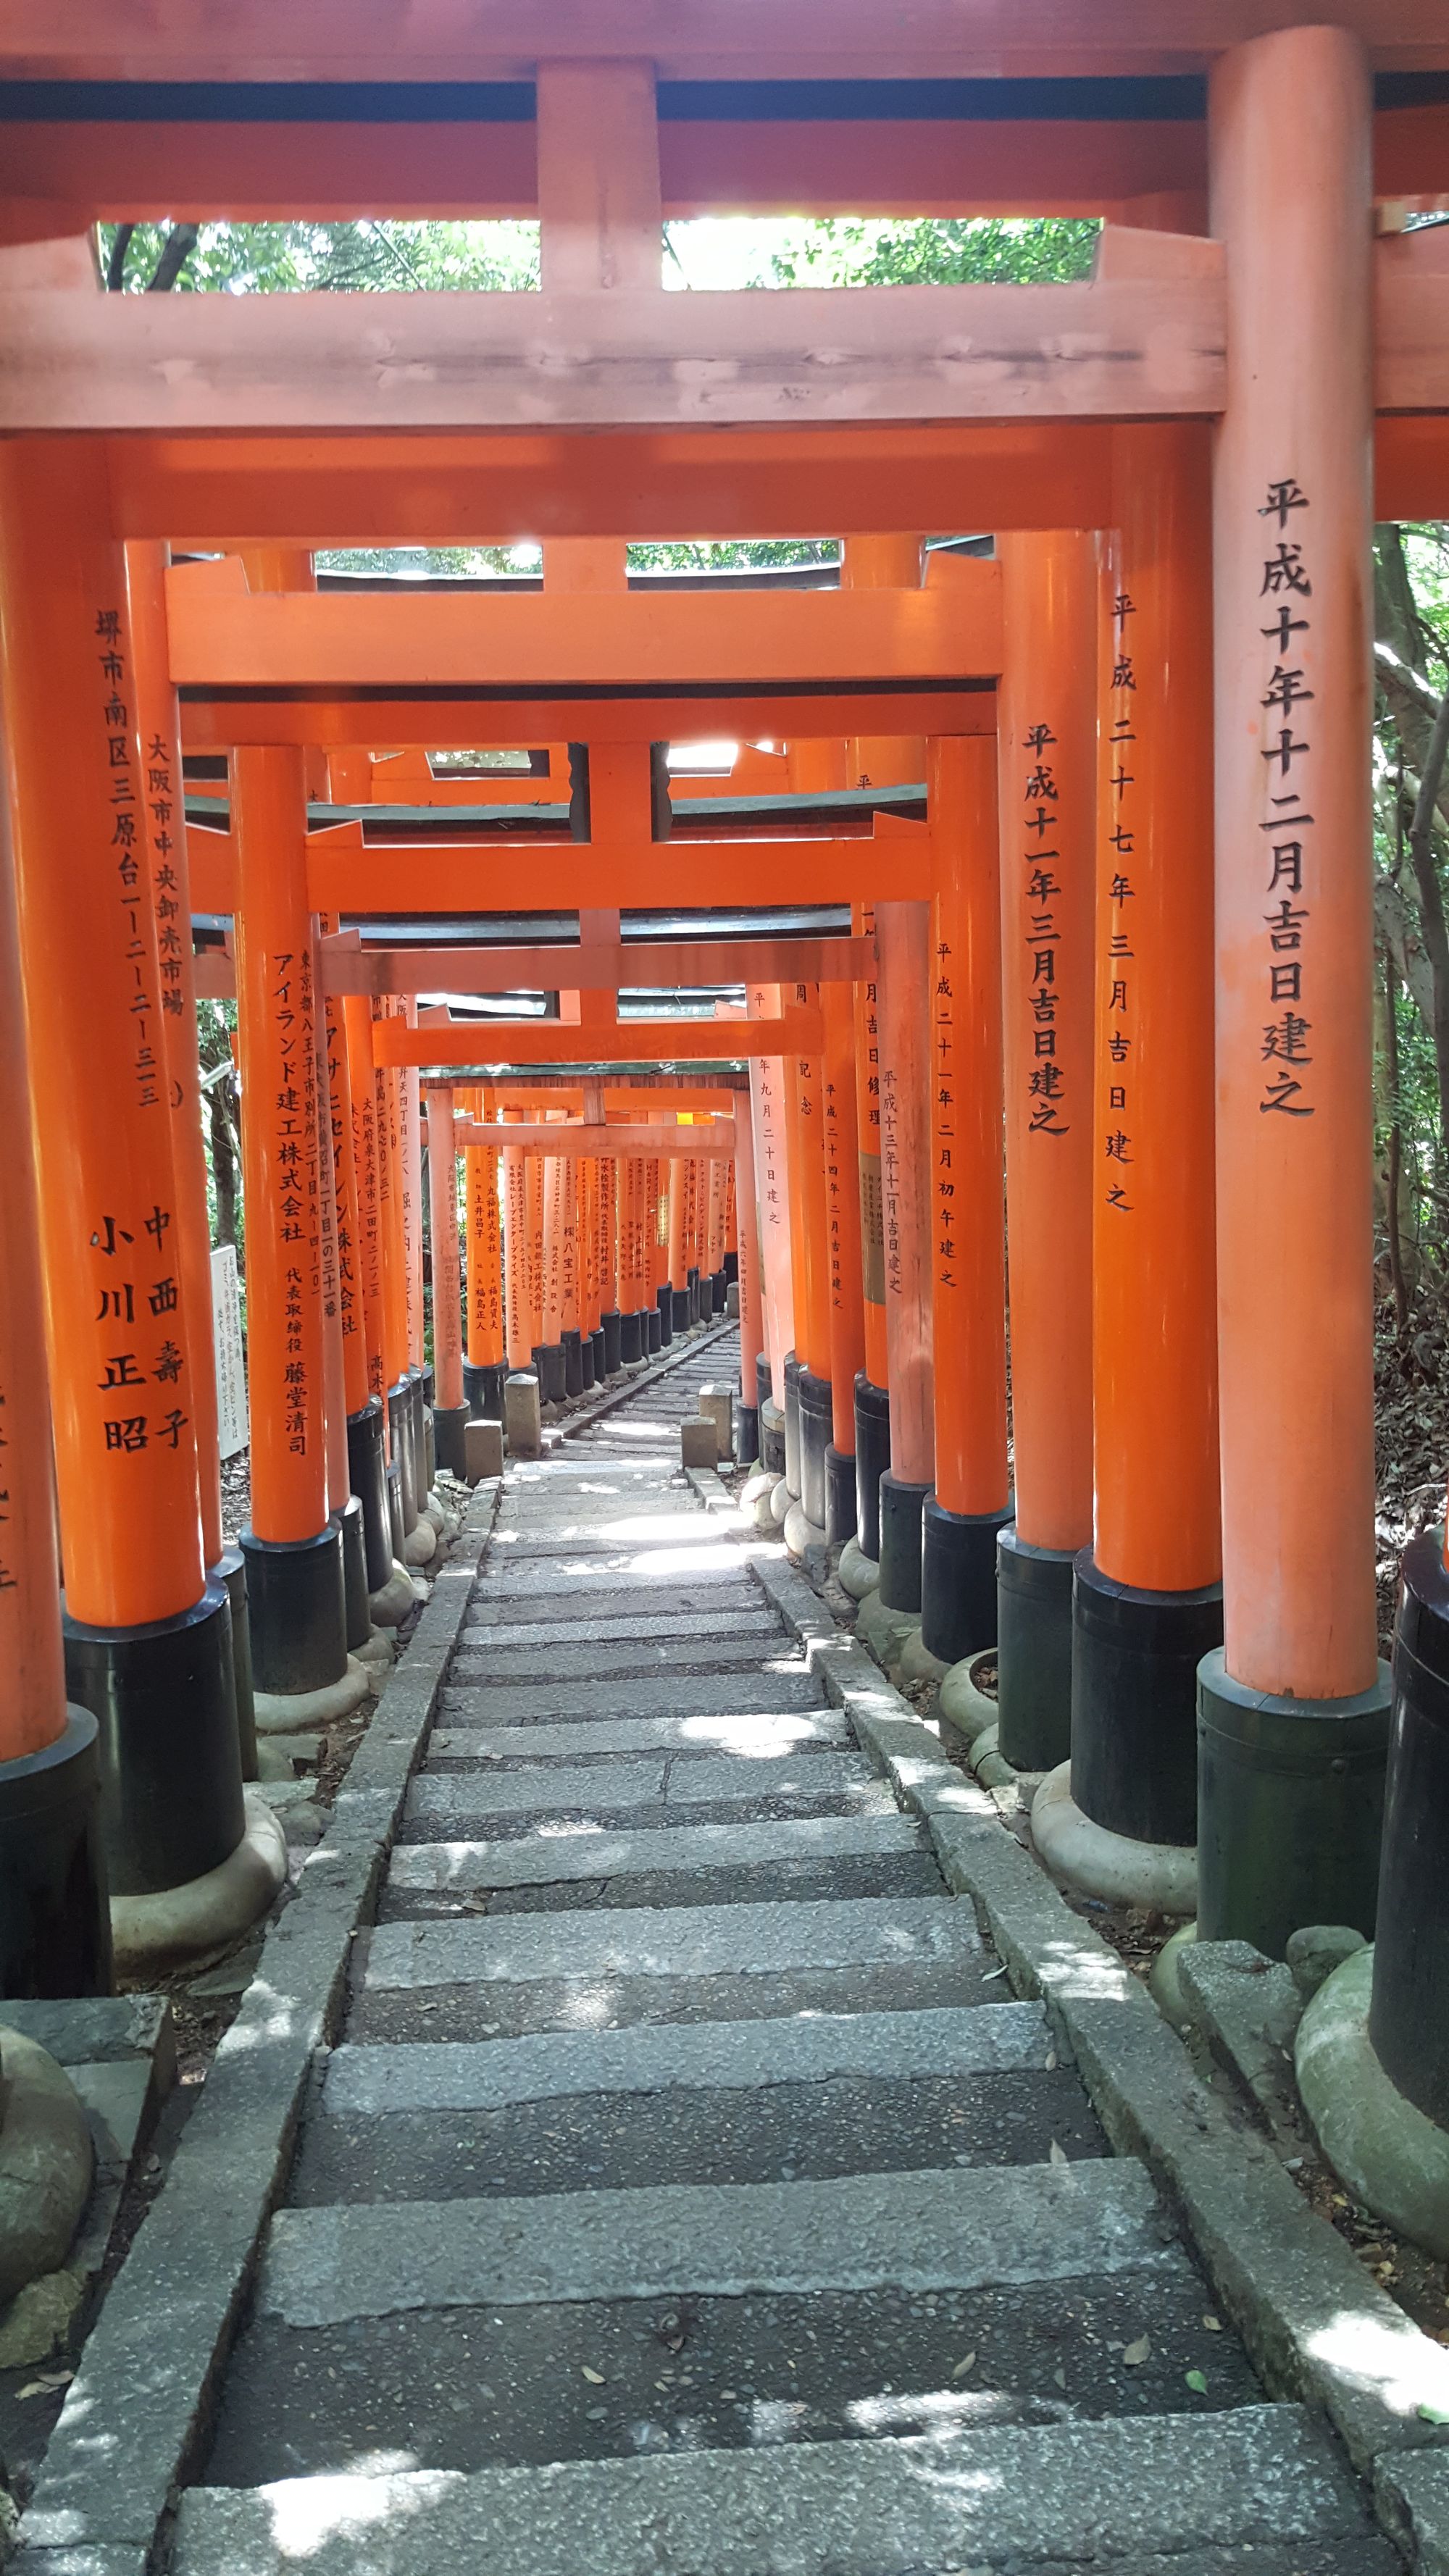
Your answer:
173;1329;1396;2575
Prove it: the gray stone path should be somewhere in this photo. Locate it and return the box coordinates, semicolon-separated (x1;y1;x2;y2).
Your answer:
176;1329;1400;2575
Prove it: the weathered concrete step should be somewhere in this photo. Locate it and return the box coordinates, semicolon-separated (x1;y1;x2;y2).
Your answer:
490;1506;706;1546
465;1584;763;1631
427;1711;847;1762
179;2403;1371;2575
257;2157;1167;2326
447;1633;795;1686
326;1999;1053;2116
290;2062;1106;2206
440;1670;822;1725
387;1811;924;1897
364;1894;982;1994
480;1550;748;1599
401;1752;892;1838
456;1606;781;1652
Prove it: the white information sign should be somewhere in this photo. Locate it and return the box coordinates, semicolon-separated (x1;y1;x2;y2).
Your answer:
211;1243;249;1460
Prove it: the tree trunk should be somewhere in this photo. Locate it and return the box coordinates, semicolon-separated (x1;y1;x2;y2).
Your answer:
1374;524;1449;1161
209;1079;238;1253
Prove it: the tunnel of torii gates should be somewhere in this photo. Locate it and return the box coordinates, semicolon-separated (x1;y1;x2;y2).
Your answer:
4;6;1449;2221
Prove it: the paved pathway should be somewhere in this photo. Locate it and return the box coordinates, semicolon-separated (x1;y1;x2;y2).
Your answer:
175;1329;1397;2575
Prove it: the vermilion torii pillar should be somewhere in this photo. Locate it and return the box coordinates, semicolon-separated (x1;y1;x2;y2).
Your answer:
0;683;109;1994
874;900;935;1618
1203;25;1390;1964
1036;425;1222;1907
427;1084;469;1476
327;994;391;1602
919;737;1011;1671
788;994;833;1542
464;1099;506;1422
994;532;1098;1770
822;979;866;1541
0;440;259;1960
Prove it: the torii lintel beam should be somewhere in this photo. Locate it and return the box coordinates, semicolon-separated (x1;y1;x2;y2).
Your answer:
450;1120;738;1158
178;688;987;751
325;935;877;995
371;1012;822;1067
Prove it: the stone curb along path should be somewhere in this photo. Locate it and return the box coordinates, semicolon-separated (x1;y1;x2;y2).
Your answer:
732;1515;1449;2575
9;1326;730;2576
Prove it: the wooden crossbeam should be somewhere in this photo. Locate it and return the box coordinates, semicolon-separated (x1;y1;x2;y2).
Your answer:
371;1011;822;1067
186;828;933;912
164;564;1000;689
325;934;876;994
450;1119;737;1156
178;687;986;751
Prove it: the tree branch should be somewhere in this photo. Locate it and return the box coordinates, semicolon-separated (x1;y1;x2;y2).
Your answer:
145;222;199;293
104;222;135;292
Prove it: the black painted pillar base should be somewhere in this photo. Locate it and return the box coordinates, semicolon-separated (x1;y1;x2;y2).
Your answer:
64;1579;245;1899
825;1444;857;1546
581;1334;596;1391
756;1351;771;1418
212;1542;258;1779
1370;1532;1449;2120
646;1308;662;1355
532;1341;568;1406
602;1310;623;1376
408;1365;430;1512
619;1311;643;1366
711;1268;727;1316
1070;1551;1223;1849
347;1397;392;1592
921;1495;1014;1668
464;1360;507;1422
333;1495;372;1654
688;1266;701;1324
388;1378;418;1534
760;1400;786;1476
854;1375;891;1563
385;1459;406;1562
782;1352;803;1500
590;1326;606;1383
631;1309;654;1360
561;1328;584;1399
724;1249;739;1285
878;1472;930;1615
738;1404;760;1466
798;1368;832;1531
995;1529;1077;1775
0;1710;112;1999
241;1523;348;1704
1198;1645;1390;1965
433;1402;470;1479
656;1285;673;1348
672;1287;690;1337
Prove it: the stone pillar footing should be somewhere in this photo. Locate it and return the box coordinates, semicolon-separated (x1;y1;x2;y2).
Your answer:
1032;1760;1198;1917
1297;1944;1449;2262
919;1493;1013;1668
995;1529;1076;1776
109;1785;287;1977
877;1471;932;1616
1070;1550;1222;1850
1368;1531;1449;2120
0;1710;111;1997
504;1370;543;1460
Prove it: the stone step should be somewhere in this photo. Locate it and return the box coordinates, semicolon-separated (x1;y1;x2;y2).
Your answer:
456;1607;782;1652
325;1999;1054;2116
438;1670;824;1723
464;1583;764;1630
427;1710;848;1762
175;2408;1383;2576
446;1633;795;1686
479;1550;748;1599
401;1751;890;1838
254;2157;1169;2327
385;1810;927;1895
362;1894;983;1994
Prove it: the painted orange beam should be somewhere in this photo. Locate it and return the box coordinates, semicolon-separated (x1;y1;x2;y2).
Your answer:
164;566;1001;690
326;935;878;994
0;1;1440;78
178;688;987;752
109;423;1116;547
188;829;935;913
453;1120;738;1157
373;1012;822;1068
0;277;1227;432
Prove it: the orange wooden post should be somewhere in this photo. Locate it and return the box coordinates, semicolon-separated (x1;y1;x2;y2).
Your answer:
0;438;246;1930
525;1148;545;1357
427;1084;468;1474
312;953;369;1655
400;1011;429;1487
646;1148;668;1353
789;991;834;1537
1203;25;1392;1966
994;532;1098;1768
330;995;391;1599
920;737;1012;1668
0;684;109;1989
373;1002;419;1540
598;1148;622;1375
1046;425;1223;1883
746;987;796;1479
233;735;359;1717
559;1150;585;1397
128;536;263;1773
342;996;386;1413
733;1074;764;1464
535;1147;568;1405
822;978;866;1540
501;1109;533;1373
874;900;935;1615
667;1142;690;1346
464;1108;506;1423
